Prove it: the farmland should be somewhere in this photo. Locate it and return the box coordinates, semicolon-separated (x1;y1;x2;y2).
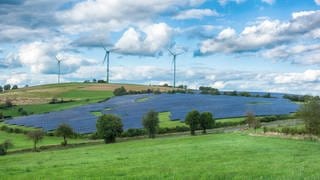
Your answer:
0;83;174;118
1;132;319;179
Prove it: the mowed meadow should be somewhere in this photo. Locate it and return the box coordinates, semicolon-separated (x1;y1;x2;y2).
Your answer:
1;132;320;179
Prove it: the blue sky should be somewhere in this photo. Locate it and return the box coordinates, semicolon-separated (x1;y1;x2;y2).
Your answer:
0;0;320;95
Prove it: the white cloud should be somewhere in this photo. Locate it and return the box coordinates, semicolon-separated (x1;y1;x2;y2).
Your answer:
0;25;52;43
274;70;320;84
18;40;95;74
115;23;172;56
218;0;245;5
173;9;218;20
57;0;205;34
217;28;236;40
262;44;320;65
262;0;275;5
315;0;320;5
196;10;320;56
211;81;227;89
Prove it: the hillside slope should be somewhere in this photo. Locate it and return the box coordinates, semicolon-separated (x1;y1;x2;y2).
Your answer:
0;83;173;105
0;83;173;118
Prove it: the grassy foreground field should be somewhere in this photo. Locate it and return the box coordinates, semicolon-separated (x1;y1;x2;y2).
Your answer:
1;132;319;179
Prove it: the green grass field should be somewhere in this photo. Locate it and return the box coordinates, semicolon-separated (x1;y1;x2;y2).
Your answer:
0;132;319;179
158;112;187;128
0;131;88;151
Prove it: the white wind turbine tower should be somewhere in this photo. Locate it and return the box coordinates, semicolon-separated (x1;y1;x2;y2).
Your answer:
102;46;118;84
168;48;185;88
55;55;63;84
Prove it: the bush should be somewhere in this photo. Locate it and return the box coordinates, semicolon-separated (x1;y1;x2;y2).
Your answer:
5;99;13;108
121;128;146;137
97;80;106;83
0;140;13;156
113;86;127;96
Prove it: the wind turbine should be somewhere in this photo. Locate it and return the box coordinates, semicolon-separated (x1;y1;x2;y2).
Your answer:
102;46;118;83
168;48;184;88
55;55;63;84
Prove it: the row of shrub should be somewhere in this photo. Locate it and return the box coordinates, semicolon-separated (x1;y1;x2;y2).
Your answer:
283;94;320;102
259;114;294;122
199;87;272;98
263;126;307;135
0;125;32;134
89;126;191;139
49;98;73;104
113;86;193;96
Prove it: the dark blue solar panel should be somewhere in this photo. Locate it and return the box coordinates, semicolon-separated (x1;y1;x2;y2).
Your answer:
5;93;299;134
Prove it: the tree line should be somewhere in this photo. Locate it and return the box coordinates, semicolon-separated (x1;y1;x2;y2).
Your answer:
199;86;271;98
0;84;19;92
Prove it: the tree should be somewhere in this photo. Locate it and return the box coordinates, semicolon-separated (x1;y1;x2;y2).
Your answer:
297;98;320;136
96;114;123;143
200;112;214;134
0;140;13;155
246;112;260;132
3;84;11;91
113;86;127;96
5;98;13;107
185;110;200;135
0;86;3;93
55;124;74;146
142;110;159;138
27;130;44;151
12;85;18;90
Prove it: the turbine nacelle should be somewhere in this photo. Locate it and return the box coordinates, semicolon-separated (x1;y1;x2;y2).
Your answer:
55;54;63;84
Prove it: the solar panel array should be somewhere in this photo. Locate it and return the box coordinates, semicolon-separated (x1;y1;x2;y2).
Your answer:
5;93;299;134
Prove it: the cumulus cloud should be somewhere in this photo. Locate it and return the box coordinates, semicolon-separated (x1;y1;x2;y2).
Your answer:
274;70;320;84
18;40;95;74
0;52;21;68
196;10;320;57
114;23;173;56
173;9;219;20
57;0;205;34
71;33;111;48
262;44;320;65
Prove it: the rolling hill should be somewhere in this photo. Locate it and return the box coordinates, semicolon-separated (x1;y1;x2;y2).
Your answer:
0;83;174;118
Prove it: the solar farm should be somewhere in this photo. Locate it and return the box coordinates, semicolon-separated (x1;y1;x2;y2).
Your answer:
5;93;299;134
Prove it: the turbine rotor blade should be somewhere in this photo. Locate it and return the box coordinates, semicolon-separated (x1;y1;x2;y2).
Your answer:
102;52;108;64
